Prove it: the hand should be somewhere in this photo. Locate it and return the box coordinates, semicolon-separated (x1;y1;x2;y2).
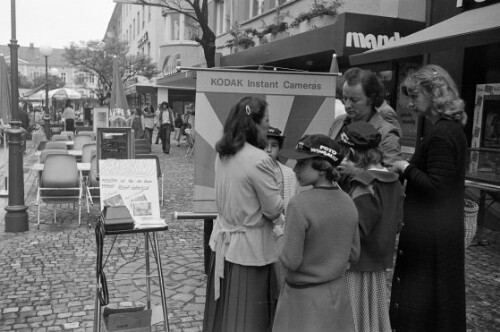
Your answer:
392;160;410;173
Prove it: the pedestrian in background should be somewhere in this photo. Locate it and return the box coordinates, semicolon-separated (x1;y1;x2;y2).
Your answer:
154;105;161;144
274;134;358;332
143;105;156;143
329;68;401;167
203;96;283;332
265;126;298;291
389;64;468;332
62;100;75;132
131;108;145;139
338;122;404;332
173;113;184;146
158;101;174;153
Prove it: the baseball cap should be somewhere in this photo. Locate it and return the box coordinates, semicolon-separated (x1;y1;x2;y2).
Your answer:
338;122;381;150
281;134;344;166
267;127;285;139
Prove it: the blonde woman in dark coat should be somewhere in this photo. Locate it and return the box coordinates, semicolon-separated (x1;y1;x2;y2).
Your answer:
390;64;467;332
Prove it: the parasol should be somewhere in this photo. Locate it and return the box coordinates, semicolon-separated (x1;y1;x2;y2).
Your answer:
110;58;129;112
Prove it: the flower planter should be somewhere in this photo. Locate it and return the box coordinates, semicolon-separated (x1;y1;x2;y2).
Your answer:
296;15;338;34
271;31;290;42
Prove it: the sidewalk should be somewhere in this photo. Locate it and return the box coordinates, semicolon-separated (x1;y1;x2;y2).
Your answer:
0;140;499;331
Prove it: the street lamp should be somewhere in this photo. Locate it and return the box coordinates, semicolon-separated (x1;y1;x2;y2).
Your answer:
5;0;29;232
39;45;52;139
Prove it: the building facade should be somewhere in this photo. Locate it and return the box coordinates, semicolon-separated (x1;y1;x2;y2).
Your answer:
0;43;98;100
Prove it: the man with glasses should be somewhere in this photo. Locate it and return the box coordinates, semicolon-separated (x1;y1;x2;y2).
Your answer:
328;67;401;166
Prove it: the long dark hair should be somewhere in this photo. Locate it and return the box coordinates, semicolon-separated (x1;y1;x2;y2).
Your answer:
216;96;268;157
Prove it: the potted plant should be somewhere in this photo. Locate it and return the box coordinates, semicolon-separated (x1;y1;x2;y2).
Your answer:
291;0;343;32
217;24;256;53
258;9;290;42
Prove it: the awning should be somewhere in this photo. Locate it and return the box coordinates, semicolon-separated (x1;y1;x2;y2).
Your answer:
350;3;500;65
156;71;196;90
124;82;159;95
20;83;45;98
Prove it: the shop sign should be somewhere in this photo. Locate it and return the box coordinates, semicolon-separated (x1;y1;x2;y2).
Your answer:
345;32;401;50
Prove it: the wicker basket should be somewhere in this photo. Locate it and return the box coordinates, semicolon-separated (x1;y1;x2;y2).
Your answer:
464;199;479;248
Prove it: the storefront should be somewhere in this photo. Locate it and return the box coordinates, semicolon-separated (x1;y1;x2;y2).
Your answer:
220;12;425;73
350;1;500;151
124;83;159;111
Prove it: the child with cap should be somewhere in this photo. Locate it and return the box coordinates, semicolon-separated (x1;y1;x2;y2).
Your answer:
266;127;299;292
273;134;359;332
338;122;404;332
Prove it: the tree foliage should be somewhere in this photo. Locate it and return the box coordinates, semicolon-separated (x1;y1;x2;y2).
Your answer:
32;74;66;90
63;35;159;102
135;0;216;68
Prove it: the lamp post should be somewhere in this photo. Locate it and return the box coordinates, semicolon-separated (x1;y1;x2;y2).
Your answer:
39;45;52;140
5;0;29;232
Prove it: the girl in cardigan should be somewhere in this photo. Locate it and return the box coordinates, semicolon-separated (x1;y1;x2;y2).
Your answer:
203;96;283;332
338;121;404;332
273;134;359;332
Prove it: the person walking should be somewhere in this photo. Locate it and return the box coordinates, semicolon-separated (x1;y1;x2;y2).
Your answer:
173;113;184;146
389;64;468;332
203;96;283;332
337;122;404;332
158;101;174;154
273;134;359;332
328;68;401;167
131;108;145;139
143;105;156;143
62;100;76;132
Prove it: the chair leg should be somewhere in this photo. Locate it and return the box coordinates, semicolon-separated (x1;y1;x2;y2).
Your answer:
37;201;41;230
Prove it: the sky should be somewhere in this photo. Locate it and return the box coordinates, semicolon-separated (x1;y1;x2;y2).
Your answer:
0;0;116;49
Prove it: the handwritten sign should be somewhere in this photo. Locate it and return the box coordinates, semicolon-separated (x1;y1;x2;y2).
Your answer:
99;159;163;226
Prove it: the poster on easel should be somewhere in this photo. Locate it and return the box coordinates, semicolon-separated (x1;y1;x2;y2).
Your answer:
99;159;165;228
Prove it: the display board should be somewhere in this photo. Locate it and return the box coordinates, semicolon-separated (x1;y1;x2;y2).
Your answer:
99;159;164;227
193;68;338;212
97;127;134;162
472;83;500;149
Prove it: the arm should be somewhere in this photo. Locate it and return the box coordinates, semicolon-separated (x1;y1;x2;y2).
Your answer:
252;156;284;221
279;200;307;271
403;135;458;198
141;115;145;131
380;127;401;167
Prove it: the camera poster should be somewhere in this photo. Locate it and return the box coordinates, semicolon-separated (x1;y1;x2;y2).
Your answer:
99;159;164;227
472;84;500;148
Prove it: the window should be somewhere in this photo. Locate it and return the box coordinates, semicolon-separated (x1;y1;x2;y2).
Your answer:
251;0;264;17
148;6;151;22
184;15;199;40
61;72;66;83
133;20;135;38
142;7;145;28
216;1;224;34
147;42;151;57
169;13;181;40
90;74;95;84
137;12;140;32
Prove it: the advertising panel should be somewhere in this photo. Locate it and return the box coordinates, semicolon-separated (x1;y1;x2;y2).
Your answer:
193;68;338;212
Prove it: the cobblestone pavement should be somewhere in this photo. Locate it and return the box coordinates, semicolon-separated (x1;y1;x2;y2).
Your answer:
1;138;500;331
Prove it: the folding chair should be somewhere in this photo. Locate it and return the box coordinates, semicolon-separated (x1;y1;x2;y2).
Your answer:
51;134;69;142
36;154;82;228
73;134;93;151
85;153;101;225
44;141;68;150
60;131;75;141
135;154;164;206
39;149;69;163
77;131;95;140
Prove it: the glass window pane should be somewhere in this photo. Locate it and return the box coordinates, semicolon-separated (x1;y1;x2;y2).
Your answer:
170;13;180;40
184;15;199;41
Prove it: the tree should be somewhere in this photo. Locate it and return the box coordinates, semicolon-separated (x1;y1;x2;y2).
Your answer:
63;34;159;104
133;0;216;68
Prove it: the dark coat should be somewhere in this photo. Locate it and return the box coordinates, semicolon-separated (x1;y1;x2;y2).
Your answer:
390;117;467;332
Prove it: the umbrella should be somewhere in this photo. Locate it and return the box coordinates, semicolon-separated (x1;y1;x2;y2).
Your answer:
27;87;82;101
110;58;129;112
49;87;82;100
0;54;11;125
